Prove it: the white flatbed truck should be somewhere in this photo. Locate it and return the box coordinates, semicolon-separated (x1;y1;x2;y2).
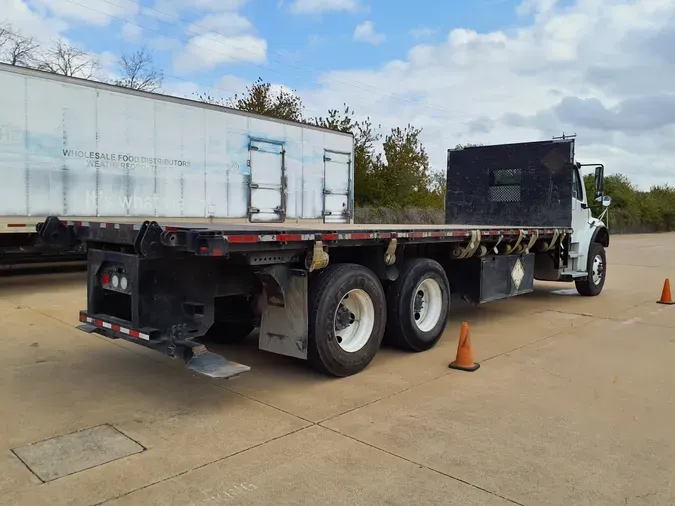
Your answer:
36;136;611;377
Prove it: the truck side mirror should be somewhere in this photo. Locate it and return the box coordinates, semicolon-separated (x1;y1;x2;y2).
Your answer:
601;195;612;207
594;165;604;198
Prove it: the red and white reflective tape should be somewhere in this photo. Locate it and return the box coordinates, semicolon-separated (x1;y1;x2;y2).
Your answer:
79;315;150;341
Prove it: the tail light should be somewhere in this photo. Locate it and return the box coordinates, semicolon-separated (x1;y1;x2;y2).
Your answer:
101;266;131;294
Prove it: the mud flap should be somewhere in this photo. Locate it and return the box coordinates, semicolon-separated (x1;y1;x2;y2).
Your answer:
180;342;251;379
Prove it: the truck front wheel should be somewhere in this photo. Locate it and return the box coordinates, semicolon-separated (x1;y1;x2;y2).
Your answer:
575;242;607;296
385;258;450;352
308;264;387;377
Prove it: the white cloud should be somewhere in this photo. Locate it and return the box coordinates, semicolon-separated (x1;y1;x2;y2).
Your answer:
290;0;359;14
298;0;675;190
31;0;139;26
354;21;386;45
173;4;266;74
409;26;438;39
173;33;267;73
188;12;253;36
121;21;142;42
0;0;68;41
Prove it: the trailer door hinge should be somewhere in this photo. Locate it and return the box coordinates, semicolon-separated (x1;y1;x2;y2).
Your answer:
306;241;329;272
384;238;398;266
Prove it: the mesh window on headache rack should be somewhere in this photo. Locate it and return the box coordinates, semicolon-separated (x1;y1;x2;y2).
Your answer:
488;168;522;202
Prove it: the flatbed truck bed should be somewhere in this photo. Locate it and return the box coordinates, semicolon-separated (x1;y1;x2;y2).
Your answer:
37;215;586;379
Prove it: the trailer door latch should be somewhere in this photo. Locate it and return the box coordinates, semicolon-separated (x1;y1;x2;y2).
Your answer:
384;238;398;266
306;241;329;272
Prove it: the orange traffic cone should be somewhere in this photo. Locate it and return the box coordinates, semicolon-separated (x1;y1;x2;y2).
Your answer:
657;279;675;305
449;322;480;372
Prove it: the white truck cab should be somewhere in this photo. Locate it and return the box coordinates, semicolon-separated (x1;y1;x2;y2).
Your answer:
562;162;612;295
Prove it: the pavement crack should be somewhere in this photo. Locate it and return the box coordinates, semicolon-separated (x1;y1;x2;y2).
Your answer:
94;425;311;505
320;425;525;506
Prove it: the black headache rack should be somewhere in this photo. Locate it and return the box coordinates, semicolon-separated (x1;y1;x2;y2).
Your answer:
446;139;575;228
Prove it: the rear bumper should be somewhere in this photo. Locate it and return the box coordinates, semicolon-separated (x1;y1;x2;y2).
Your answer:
78;312;159;343
77;311;251;379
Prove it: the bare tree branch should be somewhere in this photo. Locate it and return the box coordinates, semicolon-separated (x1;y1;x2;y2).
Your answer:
115;46;163;92
0;23;11;51
36;39;99;79
0;24;40;67
5;34;39;67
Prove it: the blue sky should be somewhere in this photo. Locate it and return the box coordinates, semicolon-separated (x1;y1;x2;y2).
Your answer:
55;0;529;98
4;0;675;189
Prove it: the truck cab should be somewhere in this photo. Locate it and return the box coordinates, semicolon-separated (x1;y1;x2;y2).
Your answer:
562;161;611;294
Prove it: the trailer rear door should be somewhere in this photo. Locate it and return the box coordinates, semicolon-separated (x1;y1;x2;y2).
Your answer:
248;139;285;223
323;150;351;224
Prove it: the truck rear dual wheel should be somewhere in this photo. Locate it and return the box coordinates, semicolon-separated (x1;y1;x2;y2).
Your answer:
385;258;451;352
308;264;387;377
575;242;607;296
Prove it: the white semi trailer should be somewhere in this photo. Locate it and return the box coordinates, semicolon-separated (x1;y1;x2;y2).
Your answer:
0;63;353;265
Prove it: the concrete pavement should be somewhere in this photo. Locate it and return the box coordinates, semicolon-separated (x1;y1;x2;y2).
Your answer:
0;233;673;505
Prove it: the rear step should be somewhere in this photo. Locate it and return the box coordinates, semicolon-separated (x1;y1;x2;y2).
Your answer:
176;341;251;379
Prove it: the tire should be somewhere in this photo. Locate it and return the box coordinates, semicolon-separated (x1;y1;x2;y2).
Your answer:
385;258;450;352
308;263;387;377
204;322;254;344
575;242;606;296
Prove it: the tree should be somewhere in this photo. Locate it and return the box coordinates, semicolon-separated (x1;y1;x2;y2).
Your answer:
0;24;39;67
227;77;305;121
313;104;381;206
37;39;99;79
114;46;163;92
368;124;433;208
0;23;11;51
427;170;447;209
455;142;483;149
